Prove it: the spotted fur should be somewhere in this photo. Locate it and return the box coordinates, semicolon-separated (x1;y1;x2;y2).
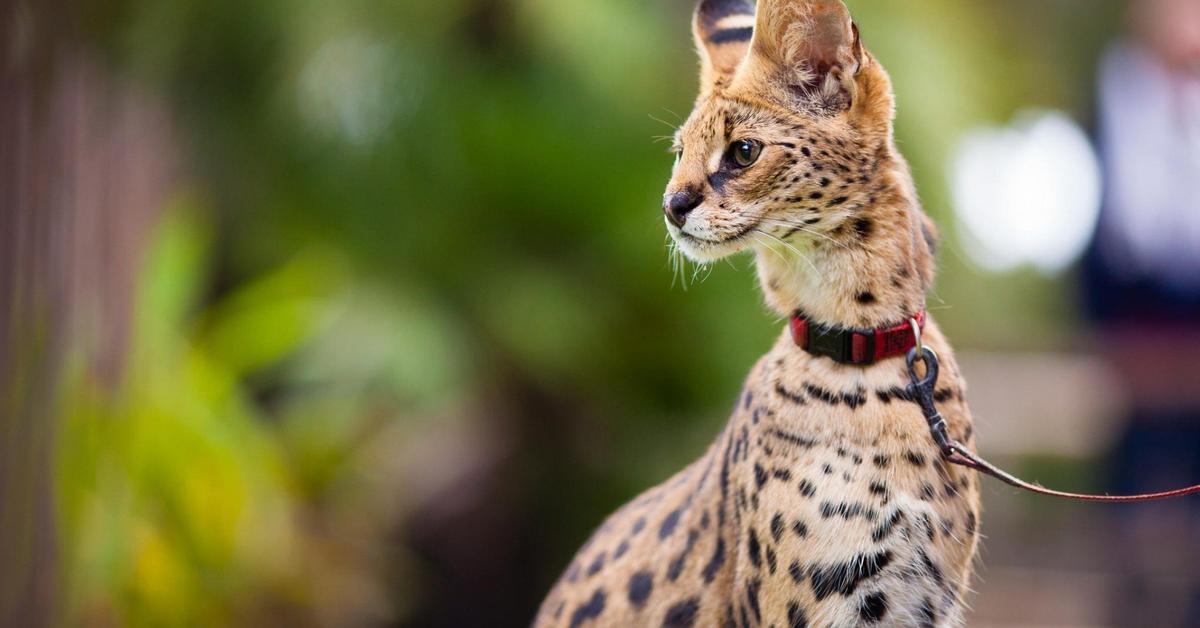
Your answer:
535;1;980;626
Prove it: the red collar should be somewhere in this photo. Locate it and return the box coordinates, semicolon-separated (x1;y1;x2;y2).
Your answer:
789;310;926;366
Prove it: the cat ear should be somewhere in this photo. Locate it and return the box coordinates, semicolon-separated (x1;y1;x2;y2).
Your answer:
744;0;864;105
693;0;757;89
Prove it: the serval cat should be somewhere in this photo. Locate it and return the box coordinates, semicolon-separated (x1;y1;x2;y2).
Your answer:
536;1;980;626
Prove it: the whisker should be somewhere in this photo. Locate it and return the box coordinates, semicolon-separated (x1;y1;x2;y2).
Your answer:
754;228;821;277
759;218;849;250
677;243;695;290
664;234;682;290
752;233;789;266
690;258;714;285
755;228;803;257
676;246;689;290
648;113;679;132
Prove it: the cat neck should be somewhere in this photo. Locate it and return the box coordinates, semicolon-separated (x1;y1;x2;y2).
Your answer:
753;160;934;329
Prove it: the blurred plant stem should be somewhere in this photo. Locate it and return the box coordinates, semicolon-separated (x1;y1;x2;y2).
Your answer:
2;2;172;624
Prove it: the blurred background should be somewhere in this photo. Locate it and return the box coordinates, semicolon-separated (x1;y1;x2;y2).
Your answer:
3;0;1199;626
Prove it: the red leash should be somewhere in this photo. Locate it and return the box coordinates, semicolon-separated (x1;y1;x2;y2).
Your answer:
905;345;1200;503
943;443;1200;502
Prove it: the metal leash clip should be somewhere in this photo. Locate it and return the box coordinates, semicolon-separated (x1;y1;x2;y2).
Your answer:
906;317;953;456
906;343;953;457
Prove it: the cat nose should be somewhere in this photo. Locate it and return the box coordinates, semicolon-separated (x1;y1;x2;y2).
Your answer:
663;190;704;228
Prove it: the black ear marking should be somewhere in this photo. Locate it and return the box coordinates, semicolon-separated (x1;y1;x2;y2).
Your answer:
695;0;756;78
709;26;753;45
697;0;756;35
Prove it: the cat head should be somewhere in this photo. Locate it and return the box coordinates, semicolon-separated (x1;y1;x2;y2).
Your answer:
663;0;898;262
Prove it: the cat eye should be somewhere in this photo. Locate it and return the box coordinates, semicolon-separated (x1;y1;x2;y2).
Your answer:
729;139;762;168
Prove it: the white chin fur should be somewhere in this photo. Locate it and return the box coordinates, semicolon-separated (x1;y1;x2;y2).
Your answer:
669;227;752;262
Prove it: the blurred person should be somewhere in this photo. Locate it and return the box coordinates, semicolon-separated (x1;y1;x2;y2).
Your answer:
1083;0;1200;625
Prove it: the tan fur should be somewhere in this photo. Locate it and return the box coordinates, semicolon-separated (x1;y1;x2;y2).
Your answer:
535;1;980;626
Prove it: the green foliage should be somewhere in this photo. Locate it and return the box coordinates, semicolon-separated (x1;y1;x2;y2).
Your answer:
57;200;469;624
60;202;294;625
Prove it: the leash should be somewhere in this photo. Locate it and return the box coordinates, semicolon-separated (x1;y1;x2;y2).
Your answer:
903;325;1200;503
788;310;1200;502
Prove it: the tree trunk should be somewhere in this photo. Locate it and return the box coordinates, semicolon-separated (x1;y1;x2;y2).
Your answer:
0;3;176;623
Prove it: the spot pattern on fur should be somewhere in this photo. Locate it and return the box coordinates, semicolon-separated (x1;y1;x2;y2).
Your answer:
808;550;893;600
860;591;890;623
663;597;700;627
569;589;606;628
627;571;653;609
